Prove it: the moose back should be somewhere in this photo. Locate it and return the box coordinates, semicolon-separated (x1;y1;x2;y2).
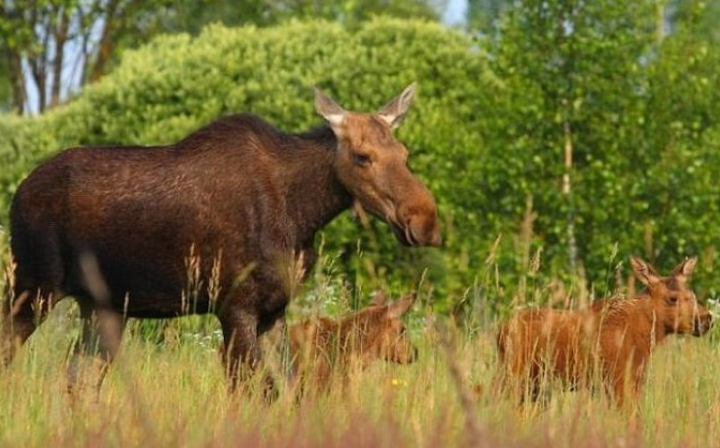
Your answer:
2;84;441;392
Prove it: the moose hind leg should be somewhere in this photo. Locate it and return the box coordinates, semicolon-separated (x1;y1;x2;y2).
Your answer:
3;227;66;366
1;288;57;366
67;306;126;400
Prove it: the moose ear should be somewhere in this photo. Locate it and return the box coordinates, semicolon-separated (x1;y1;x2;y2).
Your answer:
371;290;389;307
314;87;347;130
386;292;417;319
377;82;416;130
672;256;697;283
630;256;661;287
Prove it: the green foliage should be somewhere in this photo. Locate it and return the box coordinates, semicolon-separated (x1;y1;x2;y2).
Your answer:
466;0;508;32
143;0;440;32
1;11;720;316
480;0;660;291
465;0;720;304
667;0;720;42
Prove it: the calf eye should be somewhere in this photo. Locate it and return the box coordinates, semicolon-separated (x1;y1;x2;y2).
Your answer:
353;153;372;166
668;296;678;305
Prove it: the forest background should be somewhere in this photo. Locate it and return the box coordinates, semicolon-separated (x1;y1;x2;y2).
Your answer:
1;0;719;319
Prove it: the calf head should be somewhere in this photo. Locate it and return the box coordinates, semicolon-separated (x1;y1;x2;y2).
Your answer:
315;85;441;247
631;256;712;336
356;291;419;365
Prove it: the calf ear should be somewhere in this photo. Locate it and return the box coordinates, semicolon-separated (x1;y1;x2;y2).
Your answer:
386;292;417;319
314;87;347;131
672;256;697;283
630;256;661;287
377;82;416;130
371;290;389;307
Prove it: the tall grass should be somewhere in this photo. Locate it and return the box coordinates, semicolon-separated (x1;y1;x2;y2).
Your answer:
1;234;719;448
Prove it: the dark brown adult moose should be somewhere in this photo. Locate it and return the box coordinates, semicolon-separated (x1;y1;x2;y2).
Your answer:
497;256;712;407
1;83;441;394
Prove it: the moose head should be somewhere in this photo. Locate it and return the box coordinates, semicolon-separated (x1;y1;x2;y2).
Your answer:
315;84;441;247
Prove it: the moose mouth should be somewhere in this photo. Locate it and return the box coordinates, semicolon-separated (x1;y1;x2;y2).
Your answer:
391;222;416;247
353;200;439;247
390;216;442;247
692;317;713;337
353;201;418;247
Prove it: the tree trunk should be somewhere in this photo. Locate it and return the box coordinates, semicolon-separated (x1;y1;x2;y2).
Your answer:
50;8;70;109
26;6;48;113
5;49;26;114
563;117;577;272
29;58;47;113
1;3;26;113
655;0;666;44
88;0;120;83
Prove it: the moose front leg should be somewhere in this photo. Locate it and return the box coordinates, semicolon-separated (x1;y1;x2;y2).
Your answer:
219;309;275;398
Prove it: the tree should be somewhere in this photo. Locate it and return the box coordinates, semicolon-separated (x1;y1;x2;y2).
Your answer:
155;0;441;31
466;0;509;34
0;0;173;114
480;0;658;283
3;15;720;312
0;40;11;111
0;0;441;115
665;0;720;42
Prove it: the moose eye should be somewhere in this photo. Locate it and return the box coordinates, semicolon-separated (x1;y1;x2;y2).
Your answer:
668;296;678;305
353;153;372;167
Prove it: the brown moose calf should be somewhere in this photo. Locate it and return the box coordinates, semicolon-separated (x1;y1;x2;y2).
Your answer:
497;256;712;406
288;292;418;394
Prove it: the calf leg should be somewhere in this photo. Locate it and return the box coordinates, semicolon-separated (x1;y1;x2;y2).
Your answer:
260;316;293;381
520;366;546;407
498;349;544;406
67;306;126;399
604;353;646;409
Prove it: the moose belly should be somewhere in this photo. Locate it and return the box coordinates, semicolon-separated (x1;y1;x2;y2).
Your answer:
64;247;214;318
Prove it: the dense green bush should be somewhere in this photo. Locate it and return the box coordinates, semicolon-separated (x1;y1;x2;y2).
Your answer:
1;12;719;316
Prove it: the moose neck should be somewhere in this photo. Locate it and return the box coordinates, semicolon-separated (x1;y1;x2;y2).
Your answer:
634;295;670;344
286;126;353;246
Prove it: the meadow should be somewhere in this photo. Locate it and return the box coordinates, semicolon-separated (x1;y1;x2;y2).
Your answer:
1;236;718;448
1;6;719;446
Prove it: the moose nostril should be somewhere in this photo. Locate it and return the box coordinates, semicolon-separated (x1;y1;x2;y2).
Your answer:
703;312;714;326
430;230;442;247
406;216;441;247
